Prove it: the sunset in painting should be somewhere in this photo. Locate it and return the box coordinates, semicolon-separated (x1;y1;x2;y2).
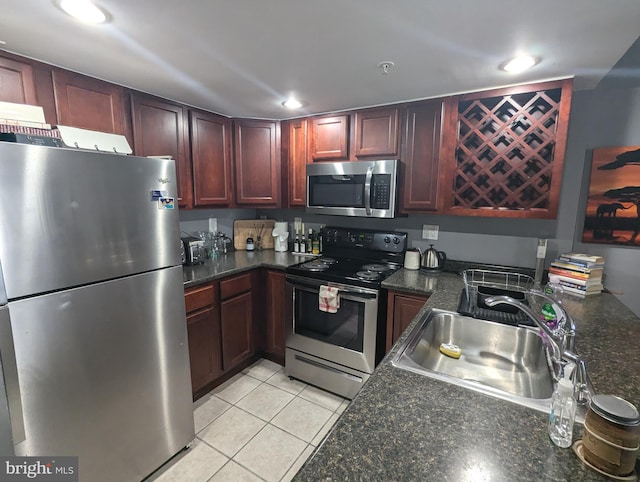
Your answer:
583;145;640;245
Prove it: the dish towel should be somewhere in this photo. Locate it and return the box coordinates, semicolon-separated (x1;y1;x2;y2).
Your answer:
319;285;340;313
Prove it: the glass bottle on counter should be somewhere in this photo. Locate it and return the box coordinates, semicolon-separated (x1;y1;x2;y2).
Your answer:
308;228;314;254
300;229;306;253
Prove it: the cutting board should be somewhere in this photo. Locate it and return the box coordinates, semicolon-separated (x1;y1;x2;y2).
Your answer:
233;219;276;250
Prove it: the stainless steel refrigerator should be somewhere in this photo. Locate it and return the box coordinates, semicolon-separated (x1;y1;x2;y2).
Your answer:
0;142;194;481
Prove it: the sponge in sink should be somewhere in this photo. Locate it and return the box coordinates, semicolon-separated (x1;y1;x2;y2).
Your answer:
439;343;461;359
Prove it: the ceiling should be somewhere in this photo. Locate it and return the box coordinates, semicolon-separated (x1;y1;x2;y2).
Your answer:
2;0;640;119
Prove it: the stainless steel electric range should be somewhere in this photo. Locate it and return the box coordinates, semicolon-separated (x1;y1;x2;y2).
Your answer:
284;226;407;399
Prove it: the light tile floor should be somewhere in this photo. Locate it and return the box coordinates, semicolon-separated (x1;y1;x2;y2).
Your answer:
146;359;349;482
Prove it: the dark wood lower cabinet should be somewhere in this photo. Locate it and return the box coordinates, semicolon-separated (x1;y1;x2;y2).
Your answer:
265;270;286;364
184;284;221;396
220;291;254;369
385;291;430;352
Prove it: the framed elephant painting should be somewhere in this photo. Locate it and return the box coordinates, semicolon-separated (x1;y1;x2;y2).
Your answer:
582;145;640;245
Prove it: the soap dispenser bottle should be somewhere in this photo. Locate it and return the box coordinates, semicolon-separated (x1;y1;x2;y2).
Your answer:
548;364;577;448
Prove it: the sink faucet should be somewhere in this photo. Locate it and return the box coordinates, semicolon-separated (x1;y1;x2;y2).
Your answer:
485;290;593;405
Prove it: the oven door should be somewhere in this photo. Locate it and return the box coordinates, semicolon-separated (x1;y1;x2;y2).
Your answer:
285;275;379;375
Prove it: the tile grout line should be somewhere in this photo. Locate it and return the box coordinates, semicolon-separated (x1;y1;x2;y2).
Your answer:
193;361;348;481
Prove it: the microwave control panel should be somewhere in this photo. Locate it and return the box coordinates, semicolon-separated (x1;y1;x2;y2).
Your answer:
371;174;391;209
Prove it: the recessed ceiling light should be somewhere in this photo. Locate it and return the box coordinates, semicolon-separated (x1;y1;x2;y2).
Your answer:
501;55;538;73
282;98;304;109
60;0;107;24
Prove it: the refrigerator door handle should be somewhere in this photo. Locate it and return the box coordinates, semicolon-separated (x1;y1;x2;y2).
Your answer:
0;307;26;445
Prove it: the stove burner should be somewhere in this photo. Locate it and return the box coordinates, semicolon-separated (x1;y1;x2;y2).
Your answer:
301;260;330;271
318;257;336;265
356;270;381;281
362;264;389;273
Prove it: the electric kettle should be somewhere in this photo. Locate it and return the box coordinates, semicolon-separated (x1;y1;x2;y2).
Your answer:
421;244;446;271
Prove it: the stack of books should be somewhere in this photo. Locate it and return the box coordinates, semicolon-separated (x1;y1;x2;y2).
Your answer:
548;253;605;297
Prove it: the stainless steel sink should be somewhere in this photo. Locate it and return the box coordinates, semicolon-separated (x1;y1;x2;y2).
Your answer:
392;308;555;414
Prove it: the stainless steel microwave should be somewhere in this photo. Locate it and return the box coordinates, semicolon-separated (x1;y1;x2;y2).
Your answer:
306;159;398;218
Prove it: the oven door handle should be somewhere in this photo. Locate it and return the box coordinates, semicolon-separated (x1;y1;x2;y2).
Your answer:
364;165;374;216
288;280;377;300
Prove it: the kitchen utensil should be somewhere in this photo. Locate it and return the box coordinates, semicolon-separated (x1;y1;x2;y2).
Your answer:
421;244;446;271
404;248;421;270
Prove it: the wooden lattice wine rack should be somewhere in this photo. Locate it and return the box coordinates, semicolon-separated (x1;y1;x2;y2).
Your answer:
443;79;573;218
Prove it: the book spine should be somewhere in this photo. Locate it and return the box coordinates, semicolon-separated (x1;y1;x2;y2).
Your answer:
557;279;603;291
550;261;603;275
557;256;603;268
548;267;590;280
558;284;601;297
558;285;587;297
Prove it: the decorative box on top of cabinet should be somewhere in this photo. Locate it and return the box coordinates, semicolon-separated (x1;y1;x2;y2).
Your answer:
130;92;193;209
440;79;573;219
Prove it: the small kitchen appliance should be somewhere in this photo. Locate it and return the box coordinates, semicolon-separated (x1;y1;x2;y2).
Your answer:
404;248;421;270
306;159;399;218
285;227;407;399
272;221;289;252
421;244;446;271
181;235;207;265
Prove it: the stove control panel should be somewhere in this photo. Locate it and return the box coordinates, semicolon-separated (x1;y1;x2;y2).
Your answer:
323;227;407;253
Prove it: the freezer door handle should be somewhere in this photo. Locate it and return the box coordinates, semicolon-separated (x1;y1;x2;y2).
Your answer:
0;306;25;445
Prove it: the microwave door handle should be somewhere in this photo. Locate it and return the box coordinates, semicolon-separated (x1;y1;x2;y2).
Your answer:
364;166;374;216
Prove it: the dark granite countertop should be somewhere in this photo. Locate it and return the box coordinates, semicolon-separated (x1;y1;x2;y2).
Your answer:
182;250;306;288
295;269;640;481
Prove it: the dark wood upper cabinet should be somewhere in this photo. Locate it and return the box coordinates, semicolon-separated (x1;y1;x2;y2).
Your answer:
0;55;37;105
288;118;309;206
400;100;445;213
441;79;573;219
130;93;193;208
311;114;349;161
52;69;127;135
354;106;400;158
190;110;232;207
234;119;280;206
